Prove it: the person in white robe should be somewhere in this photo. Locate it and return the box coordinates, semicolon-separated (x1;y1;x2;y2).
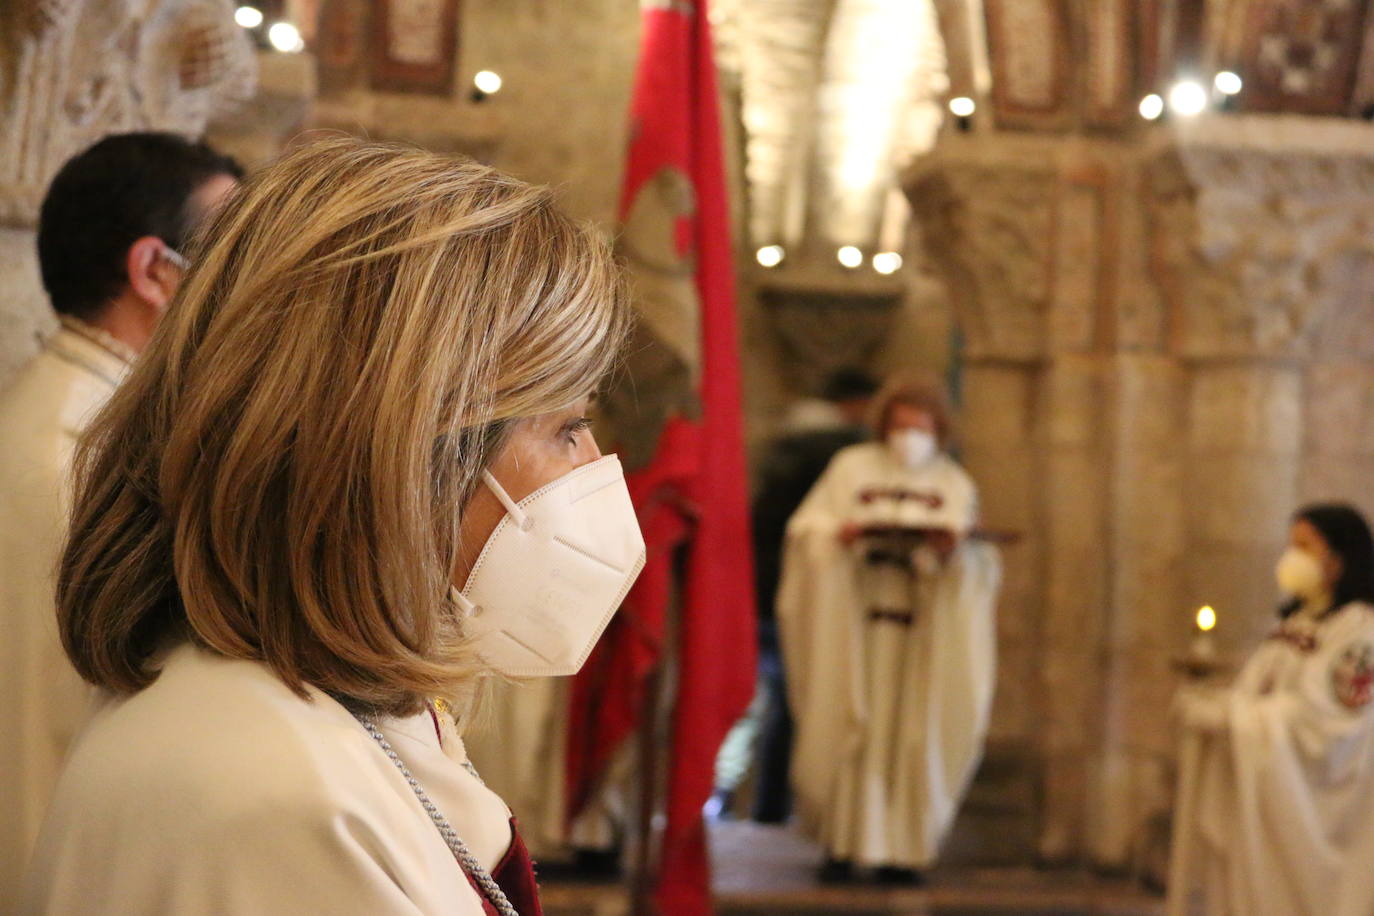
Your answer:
1170;503;1374;916
777;374;1001;882
23;138;641;916
0;133;239;910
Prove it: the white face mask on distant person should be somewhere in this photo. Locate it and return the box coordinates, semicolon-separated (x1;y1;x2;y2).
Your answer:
448;454;646;678
888;428;938;470
1275;546;1325;600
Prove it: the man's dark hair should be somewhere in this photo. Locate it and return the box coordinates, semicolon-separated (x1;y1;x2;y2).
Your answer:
37;132;243;320
821;367;879;403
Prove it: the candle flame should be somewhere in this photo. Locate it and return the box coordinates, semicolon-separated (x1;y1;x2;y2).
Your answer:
1196;605;1217;632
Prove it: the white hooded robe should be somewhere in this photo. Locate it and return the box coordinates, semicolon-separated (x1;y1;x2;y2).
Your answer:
777;442;1001;868
0;325;127;909
1170;601;1374;916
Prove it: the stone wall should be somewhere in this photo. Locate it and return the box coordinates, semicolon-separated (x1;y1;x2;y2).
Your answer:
0;0;255;384
310;0;640;226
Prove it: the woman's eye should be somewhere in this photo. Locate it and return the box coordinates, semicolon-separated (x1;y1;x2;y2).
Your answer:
563;417;592;444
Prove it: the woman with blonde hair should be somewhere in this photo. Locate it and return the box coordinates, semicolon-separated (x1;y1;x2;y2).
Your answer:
23;138;643;915
777;371;1001;884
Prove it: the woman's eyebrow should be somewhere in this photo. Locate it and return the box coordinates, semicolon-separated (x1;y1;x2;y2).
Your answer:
557;413;590;432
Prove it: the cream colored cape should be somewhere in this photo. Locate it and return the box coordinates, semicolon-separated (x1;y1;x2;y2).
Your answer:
777;442;1001;868
1171;601;1374;916
23;644;513;914
0;327;127;911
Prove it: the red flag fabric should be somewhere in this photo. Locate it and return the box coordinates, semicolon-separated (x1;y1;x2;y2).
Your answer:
566;1;757;912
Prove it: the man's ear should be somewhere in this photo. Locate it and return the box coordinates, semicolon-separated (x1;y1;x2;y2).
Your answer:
124;236;179;311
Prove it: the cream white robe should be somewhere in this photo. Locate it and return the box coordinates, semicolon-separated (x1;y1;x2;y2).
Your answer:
1170;601;1374;916
777;442;1001;868
24;643;514;914
0;327;127;911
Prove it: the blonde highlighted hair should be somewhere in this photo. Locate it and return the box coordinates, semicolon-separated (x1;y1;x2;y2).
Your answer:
58;137;628;715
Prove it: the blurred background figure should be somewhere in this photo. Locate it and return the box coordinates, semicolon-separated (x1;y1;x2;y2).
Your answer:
777;373;1001;884
1170;504;1374;916
708;369;878;823
0;132;239;910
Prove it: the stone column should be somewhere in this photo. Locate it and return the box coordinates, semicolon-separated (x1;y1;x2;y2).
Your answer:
906;115;1374;871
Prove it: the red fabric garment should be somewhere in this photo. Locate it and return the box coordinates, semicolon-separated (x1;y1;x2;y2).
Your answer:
566;1;757;912
466;819;542;916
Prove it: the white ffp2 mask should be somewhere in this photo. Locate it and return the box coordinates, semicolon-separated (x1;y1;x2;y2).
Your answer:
1276;546;1325;600
450;454;646;677
889;428;938;470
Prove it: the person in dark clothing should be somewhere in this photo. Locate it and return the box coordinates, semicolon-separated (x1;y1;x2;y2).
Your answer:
750;369;877;823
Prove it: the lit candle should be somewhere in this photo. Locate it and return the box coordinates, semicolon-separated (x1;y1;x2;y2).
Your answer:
1191;605;1217;660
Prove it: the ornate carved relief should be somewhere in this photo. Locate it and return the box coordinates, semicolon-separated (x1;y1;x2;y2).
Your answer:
369;0;461;95
757;285;900;395
906;160;1055;361
0;0;255;227
1049;170;1115;352
316;0;368;93
1148;144;1374;358
1083;0;1134;127
1235;0;1369;115
984;0;1072;130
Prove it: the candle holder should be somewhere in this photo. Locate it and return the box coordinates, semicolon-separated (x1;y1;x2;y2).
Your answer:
1171;605;1230;681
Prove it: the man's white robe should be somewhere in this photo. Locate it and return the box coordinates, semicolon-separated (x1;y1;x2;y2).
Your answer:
777;442;1001;868
0;326;127;910
24;644;512;914
1171;601;1374;916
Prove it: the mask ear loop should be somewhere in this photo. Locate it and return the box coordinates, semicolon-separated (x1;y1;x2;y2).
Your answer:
448;585;479;618
481;470;533;532
448;472;533;618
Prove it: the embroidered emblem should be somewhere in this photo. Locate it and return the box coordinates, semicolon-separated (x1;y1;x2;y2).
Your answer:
858;488;945;509
1266;628;1319;653
1331;642;1374;710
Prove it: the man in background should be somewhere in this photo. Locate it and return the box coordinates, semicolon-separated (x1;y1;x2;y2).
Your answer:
749;369;877;823
0;133;240;907
708;369;877;822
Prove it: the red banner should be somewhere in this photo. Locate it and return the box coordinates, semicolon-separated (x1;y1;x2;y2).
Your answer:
566;1;757;911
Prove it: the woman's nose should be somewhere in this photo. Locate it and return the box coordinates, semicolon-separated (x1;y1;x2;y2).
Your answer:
577;430;603;466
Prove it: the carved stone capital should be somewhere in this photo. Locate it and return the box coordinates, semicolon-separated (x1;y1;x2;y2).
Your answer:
904;138;1059;362
756;268;904;394
0;0;256;228
1146;116;1374;360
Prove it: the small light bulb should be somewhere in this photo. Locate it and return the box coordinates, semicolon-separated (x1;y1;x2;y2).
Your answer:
872;251;903;275
1214;71;1242;96
234;5;264;28
1196;605;1217;632
837;246;862;269
948;96;976;118
474;70;503;94
1168;80;1208;117
1138;93;1164;120
755;245;784;268
267;21;304;52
